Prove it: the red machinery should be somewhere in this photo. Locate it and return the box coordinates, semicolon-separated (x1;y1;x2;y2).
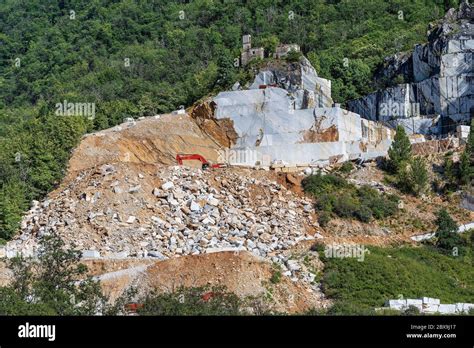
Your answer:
124;303;144;314
201;291;215;302
176;154;224;170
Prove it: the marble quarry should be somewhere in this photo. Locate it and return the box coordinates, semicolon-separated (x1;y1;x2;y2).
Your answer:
348;1;473;135
192;48;394;167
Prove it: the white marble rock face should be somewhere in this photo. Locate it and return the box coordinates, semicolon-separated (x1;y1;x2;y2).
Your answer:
212;55;393;166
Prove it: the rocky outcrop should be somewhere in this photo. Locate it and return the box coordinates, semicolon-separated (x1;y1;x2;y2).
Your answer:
190;100;238;148
248;57;333;108
348;1;473;135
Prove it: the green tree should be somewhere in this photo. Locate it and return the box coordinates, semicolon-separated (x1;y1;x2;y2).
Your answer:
435;209;458;234
286;50;303;62
434;209;464;254
258;35;280;57
215;48;236;89
444;154;456;188
467;119;474;155
0;179;29;240
459;119;474;186
0;232;111;315
0;288;55;315
388;125;412;173
459;151;471;186
399;157;429;196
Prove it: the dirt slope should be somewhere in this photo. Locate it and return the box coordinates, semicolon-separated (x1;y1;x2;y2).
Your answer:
67;113;222;176
86;251;330;314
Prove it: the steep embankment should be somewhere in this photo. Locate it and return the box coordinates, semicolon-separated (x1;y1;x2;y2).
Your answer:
67;113;221;175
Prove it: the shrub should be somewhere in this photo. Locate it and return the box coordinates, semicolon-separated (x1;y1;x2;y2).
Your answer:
338;161;354;174
332;193;359;219
316;193;336;213
318;211;331;227
138;286;243;316
442;148;472;190
355;205;373;223
357;186;399;219
286;50;303;62
270;264;282;284
402;305;421;316
443;154;457;191
302;173;348;196
409;157;429;196
303;174;398;224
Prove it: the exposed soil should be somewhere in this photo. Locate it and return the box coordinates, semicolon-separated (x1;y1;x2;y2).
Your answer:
88;251;330;313
67;113;222;176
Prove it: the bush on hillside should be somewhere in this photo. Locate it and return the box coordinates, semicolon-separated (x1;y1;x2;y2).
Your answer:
137;286;243;316
338;161;355;174
0;232;115;315
402;305;421;316
303;174;398;224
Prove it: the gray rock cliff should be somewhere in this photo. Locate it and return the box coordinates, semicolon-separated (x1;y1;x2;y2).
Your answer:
348;1;473;135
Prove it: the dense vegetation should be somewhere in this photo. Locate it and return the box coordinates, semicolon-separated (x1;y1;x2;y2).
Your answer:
435;208;467;255
302;173;399;225
0;115;88;240
0;0;458;241
0;232;111;315
0;232;256;316
385;121;473;196
317;231;474;315
138;286;243;316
